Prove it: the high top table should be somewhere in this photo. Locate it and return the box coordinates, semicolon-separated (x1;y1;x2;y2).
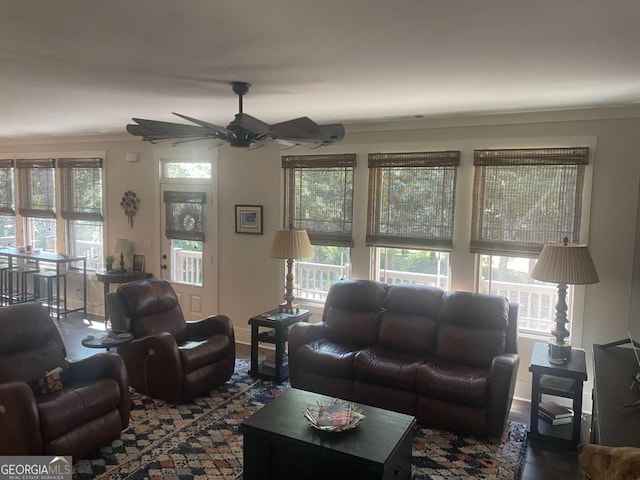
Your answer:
0;246;86;318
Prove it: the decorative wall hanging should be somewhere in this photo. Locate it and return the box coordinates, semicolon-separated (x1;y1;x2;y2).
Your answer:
120;190;140;227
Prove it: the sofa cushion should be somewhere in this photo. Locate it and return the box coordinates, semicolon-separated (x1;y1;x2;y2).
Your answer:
325;308;381;347
37;378;122;442
439;291;509;329
119;279;188;341
378;312;439;355
353;345;426;392
436;291;508;367
295;340;358;379
179;335;233;373
437;324;506;367
416;359;490;407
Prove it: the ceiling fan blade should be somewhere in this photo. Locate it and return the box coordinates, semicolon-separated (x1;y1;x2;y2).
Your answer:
127;118;228;143
172;113;232;134
269;117;345;146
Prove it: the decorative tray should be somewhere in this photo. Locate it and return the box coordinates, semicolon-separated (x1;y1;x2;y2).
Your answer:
304;399;365;432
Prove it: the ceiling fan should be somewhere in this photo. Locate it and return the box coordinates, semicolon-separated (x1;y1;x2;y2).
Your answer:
126;81;345;148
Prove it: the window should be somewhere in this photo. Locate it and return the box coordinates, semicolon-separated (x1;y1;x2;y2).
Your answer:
162;160;212;179
0;159;15;246
59;157;104;270
282;154;355;301
17;158;56;252
163;191;206;286
367;151;459;288
472;147;589;334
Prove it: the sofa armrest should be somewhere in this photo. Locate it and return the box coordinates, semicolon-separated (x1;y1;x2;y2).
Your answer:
288;322;328;381
185;314;234;342
66;352;131;428
289;322;328;353
0;382;42;454
487;353;520;437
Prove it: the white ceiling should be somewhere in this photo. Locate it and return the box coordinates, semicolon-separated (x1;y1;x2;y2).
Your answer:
1;0;639;140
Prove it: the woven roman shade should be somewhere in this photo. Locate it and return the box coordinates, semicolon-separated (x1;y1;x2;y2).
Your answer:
471;147;589;257
282;154;355;247
164;191;206;241
16;158;56;218
59;157;104;221
366;151;460;250
0;159;15;215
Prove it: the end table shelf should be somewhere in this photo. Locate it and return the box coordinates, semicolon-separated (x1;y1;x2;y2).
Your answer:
248;308;311;383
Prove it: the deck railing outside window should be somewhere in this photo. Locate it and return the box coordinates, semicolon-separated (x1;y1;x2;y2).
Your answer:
171;256;558;335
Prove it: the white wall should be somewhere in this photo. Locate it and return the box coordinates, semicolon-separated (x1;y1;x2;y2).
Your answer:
2;106;640;410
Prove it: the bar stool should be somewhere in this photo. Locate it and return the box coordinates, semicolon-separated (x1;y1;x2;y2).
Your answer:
0;263;10;305
7;264;40;304
33;270;68;319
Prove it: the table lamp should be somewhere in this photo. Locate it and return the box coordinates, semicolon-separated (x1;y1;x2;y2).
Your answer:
113;238;130;272
531;237;599;364
269;228;313;313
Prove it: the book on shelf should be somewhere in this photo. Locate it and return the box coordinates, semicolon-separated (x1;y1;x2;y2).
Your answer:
539;400;573;419
262;353;287;369
539;409;573;425
539;374;575;392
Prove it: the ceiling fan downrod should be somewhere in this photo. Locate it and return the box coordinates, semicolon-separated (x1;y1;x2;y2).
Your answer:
231;81;251;115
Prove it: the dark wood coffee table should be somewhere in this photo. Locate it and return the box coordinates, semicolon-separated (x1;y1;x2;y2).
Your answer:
240;388;416;480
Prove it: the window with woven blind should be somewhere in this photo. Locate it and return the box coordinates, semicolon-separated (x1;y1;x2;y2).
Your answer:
16;158;56;218
58;157;104;269
366;151;460;250
281;154;355;301
0;159;15;215
471;147;589;257
164;191;206;241
282;154;355;247
59;157;103;221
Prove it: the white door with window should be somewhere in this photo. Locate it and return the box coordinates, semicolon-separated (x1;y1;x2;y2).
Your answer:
158;156;217;320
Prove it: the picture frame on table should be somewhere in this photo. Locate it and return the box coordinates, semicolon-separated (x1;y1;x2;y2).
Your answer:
132;253;145;273
235;205;263;234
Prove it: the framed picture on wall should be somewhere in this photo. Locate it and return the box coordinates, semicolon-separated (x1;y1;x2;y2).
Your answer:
235;205;263;234
132;253;145;273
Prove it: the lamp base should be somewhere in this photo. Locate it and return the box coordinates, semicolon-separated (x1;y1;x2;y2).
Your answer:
279;302;299;314
548;341;571;364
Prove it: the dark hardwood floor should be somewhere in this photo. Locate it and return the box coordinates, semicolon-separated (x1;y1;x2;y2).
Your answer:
58;312;586;479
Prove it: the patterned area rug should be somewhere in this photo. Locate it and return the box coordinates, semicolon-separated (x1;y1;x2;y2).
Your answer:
73;360;528;479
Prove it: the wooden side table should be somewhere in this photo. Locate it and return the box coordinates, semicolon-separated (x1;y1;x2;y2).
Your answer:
248;308;311;383
82;331;133;351
529;342;587;448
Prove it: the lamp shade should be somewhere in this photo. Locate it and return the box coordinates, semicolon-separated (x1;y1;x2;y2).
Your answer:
269;229;313;260
531;241;599;285
113;238;131;254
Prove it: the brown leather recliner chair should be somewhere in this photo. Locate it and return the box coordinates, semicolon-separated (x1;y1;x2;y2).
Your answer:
0;302;130;458
106;278;235;403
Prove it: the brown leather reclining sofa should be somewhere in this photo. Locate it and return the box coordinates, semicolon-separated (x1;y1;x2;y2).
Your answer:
288;279;519;437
